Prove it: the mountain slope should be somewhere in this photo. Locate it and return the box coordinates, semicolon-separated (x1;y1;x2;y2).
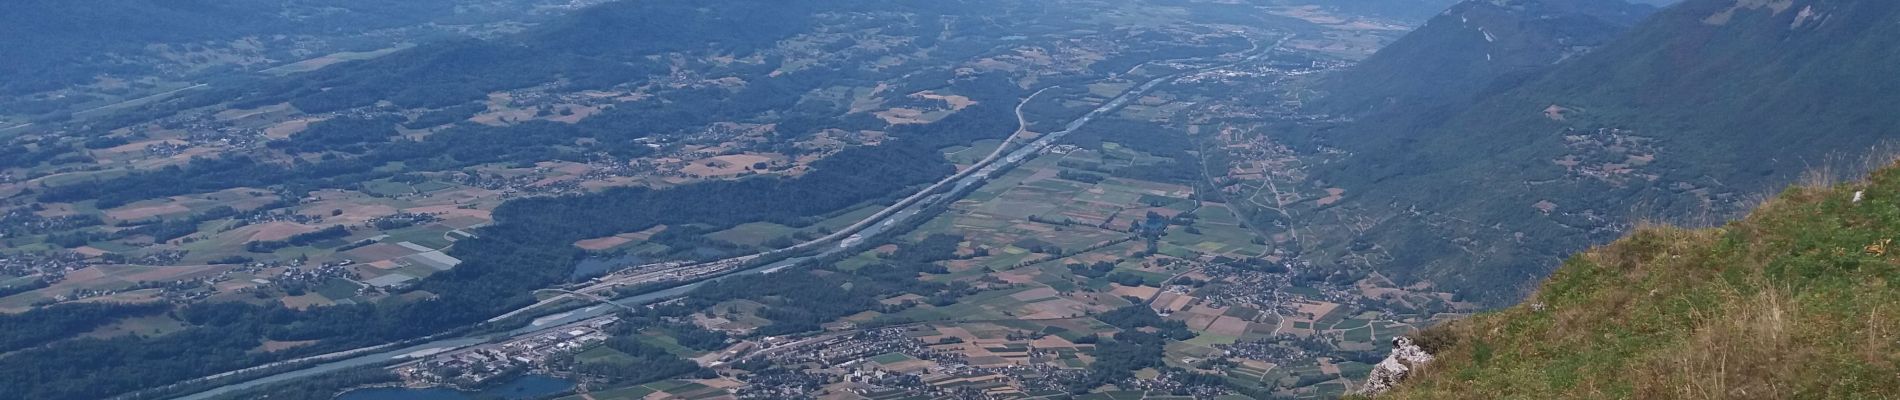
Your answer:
1374;162;1900;398
1317;0;1655;115
1306;0;1900;303
0;0;522;95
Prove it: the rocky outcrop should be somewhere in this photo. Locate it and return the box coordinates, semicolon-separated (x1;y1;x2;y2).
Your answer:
1355;336;1436;396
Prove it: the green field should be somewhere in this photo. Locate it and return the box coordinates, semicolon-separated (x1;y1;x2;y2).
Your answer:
942;139;1002;164
705;221;797;247
1342;326;1372;342
1183;333;1238;347
812;203;884;231
580;385;655;400
636;331;701;357
381;225;452;249
574;345;638;366
869;352;916;364
895;286;1037;321
314;278;363;301
1332;318;1370;330
1159;222;1262;257
834;249;885;271
359;179;416;197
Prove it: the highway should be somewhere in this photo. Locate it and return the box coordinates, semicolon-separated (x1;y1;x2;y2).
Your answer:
165;40;1276;400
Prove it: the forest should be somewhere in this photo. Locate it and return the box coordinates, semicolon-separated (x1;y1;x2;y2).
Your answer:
563;336;704;385
1063;305;1195;392
0;302;169;354
682;261;950;336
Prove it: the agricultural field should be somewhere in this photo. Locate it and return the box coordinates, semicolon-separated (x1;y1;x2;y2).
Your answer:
682;129;1454;396
0;174;496;312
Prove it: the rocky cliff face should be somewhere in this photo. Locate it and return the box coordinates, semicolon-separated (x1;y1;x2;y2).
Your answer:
1354;336;1437;396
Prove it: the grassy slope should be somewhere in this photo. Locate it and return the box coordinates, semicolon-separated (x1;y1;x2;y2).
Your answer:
1381;164;1900;398
1307;0;1900;304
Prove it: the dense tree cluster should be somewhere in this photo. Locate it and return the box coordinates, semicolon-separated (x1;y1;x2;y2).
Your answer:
661;323;730;352
683;261;947;336
266;116;402;154
0;302;168;353
1067;261;1117;279
882;233;965;274
207;368;399;400
1095;304;1195;340
567;336;703;385
120;205;244;243
0;142;74;170
1068;331;1167;394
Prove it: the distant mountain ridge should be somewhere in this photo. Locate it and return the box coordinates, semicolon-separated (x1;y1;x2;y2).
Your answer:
1299;0;1900;303
1315;0;1656;115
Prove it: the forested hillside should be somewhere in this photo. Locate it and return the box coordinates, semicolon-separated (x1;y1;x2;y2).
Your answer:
1303;0;1900;303
1376;161;1900;398
1315;0;1654;115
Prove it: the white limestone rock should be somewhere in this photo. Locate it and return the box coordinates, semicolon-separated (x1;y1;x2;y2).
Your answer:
1355;336;1436;396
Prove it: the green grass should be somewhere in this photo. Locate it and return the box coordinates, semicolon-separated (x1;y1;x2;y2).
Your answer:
314;278;362;300
37;170;132;188
1108;268;1171;286
1281;285;1323;298
1376;168;1900;398
1342;326;1372;342
381;225;451;249
394;264;439;279
579;385;655;400
0;275;40;288
834;250;884;271
574;345;638;365
705;222;796;247
1222;306;1261;320
636;331;700;357
869;352;915;364
657;381;709;394
1336;361;1375;379
359;180;414;197
87;241;139;253
411;180;453;192
943;139;1002;164
1313;306;1349;329
1331;318;1370;330
1183;333;1238;347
